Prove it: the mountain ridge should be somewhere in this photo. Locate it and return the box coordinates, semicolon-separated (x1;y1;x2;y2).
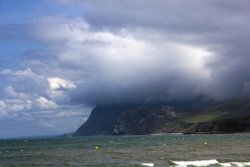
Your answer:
73;100;250;136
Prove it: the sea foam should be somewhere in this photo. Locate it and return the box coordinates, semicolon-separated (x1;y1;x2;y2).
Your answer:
171;160;250;167
219;162;250;167
141;163;154;167
171;159;218;166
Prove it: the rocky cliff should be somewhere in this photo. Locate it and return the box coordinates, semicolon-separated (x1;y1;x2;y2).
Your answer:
73;103;140;136
74;100;250;136
113;106;186;135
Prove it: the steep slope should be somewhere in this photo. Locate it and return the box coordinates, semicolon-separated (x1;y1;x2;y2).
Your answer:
74;100;250;136
113;106;187;135
73;103;140;136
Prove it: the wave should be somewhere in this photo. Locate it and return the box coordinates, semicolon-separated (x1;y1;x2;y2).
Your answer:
171;160;250;167
219;162;250;167
141;163;154;166
171;159;218;166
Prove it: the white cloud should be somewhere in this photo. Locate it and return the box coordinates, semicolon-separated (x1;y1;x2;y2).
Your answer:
0;100;6;109
48;77;76;90
36;97;58;110
55;111;83;118
0;68;33;77
0;99;32;113
3;86;31;99
0;101;7;117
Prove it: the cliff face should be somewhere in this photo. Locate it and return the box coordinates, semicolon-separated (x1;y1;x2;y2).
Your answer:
113;106;185;135
73;103;140;136
74;100;250;136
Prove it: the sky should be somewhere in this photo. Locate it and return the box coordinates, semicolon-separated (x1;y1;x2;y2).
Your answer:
1;0;250;138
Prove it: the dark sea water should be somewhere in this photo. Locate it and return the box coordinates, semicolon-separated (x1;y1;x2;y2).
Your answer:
0;134;250;167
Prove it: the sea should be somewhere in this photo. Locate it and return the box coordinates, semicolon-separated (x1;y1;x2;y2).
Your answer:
0;133;250;167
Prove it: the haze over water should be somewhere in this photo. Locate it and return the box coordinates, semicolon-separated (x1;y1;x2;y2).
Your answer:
1;134;250;167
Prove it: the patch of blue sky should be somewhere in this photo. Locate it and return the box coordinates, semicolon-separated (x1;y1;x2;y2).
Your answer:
0;0;42;23
0;40;46;70
0;0;87;24
0;40;47;89
0;0;89;71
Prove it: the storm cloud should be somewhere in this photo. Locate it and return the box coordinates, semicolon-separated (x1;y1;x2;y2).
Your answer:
37;0;250;104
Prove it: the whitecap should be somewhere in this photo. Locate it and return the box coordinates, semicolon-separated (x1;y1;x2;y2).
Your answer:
171;160;250;167
171;159;218;166
220;162;250;167
219;162;232;167
141;163;154;167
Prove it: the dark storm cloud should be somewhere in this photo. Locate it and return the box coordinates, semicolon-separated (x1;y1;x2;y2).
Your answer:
83;0;249;31
65;0;250;104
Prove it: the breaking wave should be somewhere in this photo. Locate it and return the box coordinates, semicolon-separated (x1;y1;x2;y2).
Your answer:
171;160;250;167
